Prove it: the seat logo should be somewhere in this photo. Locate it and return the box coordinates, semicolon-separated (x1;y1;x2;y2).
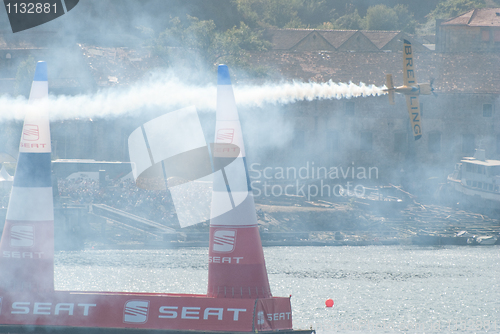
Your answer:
123;300;149;324
10;225;34;247
213;230;236;252
23;124;39;141
216;128;234;144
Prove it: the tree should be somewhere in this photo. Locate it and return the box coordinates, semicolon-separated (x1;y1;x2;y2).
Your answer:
363;5;399;31
212;21;270;66
156;17;185;48
224;22;271;52
430;0;485;19
152;16;270;73
297;0;335;27
232;0;305;28
14;55;35;98
184;16;217;54
394;5;417;34
316;21;335;30
332;9;363;30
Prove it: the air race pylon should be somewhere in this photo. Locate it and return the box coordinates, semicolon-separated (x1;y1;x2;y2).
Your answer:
0;61;54;293
207;65;271;299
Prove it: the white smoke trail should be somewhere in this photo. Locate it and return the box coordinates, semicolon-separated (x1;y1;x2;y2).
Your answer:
0;77;386;121
235;81;386;107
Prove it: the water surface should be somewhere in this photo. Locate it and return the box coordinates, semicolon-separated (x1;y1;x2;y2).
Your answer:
55;246;500;333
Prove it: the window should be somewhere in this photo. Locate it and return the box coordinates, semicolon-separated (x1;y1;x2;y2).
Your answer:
420;103;424;117
428;132;441;153
292;130;305;149
482;30;490;41
327;131;339;152
360;132;373;151
489;166;500;176
483;104;493;117
394;133;407;153
462;134;475;155
345;102;355;116
5;53;11;68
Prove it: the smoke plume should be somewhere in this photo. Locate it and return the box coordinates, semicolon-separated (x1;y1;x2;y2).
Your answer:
0;76;386;121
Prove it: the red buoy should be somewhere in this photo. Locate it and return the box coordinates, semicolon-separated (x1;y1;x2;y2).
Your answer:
325;298;334;307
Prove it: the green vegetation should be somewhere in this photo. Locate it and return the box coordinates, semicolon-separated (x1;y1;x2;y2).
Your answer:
150;15;270;75
430;0;485;19
364;5;401;31
78;0;500;40
136;0;496;73
331;9;363;30
233;0;306;28
14;55;35;98
226;0;493;32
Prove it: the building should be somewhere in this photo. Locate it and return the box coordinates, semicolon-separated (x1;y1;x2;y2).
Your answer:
0;31;95;95
245;28;500;184
0;24;498;187
263;29;429;52
437;8;500;52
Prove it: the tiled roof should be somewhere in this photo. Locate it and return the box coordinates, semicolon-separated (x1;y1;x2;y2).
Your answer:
246;50;500;94
442;8;500;27
320;30;357;49
360;31;401;49
264;28;426;52
339;31;379;51
4;41;490;96
264;29;312;50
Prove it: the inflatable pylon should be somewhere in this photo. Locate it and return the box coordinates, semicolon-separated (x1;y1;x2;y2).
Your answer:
207;65;271;299
0;63;297;334
0;61;54;293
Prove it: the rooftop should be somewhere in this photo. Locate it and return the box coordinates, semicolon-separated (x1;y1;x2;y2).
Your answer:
442;8;500;27
263;29;427;52
247;50;500;94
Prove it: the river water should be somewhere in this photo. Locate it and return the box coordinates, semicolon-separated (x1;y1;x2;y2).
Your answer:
55;246;500;333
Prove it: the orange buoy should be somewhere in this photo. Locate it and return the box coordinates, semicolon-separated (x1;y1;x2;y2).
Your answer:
325;298;334;307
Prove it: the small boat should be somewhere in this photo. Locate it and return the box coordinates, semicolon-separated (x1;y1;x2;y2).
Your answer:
467;235;498;245
447;149;500;203
455;230;472;238
476;236;498;245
